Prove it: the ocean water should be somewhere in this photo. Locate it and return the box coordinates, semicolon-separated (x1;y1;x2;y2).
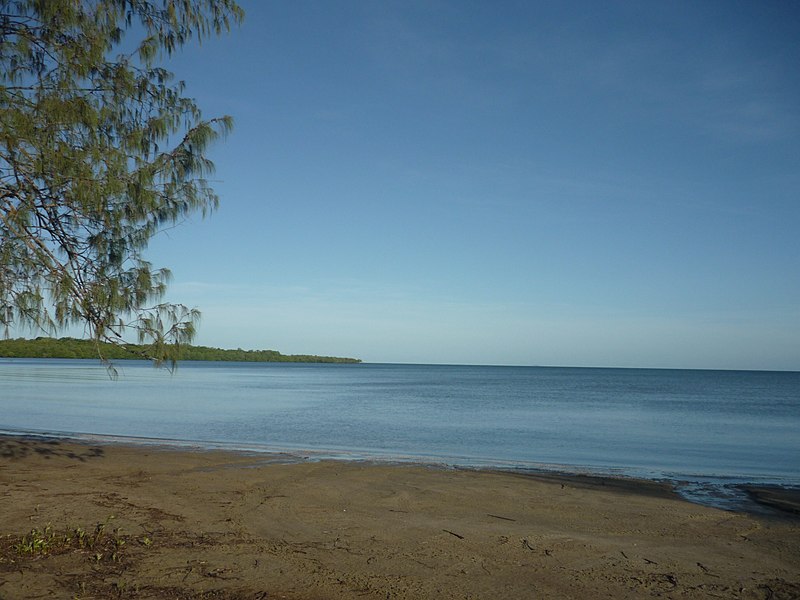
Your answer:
1;359;799;503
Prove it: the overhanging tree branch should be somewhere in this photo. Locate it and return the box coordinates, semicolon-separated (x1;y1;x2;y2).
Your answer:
0;0;244;369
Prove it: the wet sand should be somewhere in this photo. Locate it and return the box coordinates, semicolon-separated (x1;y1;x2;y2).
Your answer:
1;435;798;599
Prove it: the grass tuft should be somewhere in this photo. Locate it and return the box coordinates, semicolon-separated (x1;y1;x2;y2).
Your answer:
2;516;140;563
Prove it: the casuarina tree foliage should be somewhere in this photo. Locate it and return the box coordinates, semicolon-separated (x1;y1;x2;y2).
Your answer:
0;0;243;367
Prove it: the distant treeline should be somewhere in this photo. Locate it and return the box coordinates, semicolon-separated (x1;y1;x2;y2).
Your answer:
0;337;361;364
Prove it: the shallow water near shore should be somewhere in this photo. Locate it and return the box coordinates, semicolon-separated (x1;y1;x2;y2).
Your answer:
2;358;798;510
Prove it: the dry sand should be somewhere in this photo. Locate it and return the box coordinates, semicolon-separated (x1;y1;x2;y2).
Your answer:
1;435;798;599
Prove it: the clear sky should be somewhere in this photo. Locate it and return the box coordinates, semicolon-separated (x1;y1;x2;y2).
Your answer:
142;0;799;370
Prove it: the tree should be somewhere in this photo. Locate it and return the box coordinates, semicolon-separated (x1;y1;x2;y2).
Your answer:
0;0;243;368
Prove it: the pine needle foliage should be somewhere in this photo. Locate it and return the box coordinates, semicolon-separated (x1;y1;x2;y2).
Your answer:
0;0;244;369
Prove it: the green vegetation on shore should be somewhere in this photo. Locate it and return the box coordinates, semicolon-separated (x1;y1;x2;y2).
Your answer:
0;338;361;364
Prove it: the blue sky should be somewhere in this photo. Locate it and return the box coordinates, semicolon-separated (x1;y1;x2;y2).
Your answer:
143;0;799;369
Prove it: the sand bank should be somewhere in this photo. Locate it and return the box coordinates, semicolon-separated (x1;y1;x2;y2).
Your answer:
1;435;798;599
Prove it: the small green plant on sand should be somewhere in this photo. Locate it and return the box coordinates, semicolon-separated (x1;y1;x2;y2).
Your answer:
14;524;59;556
7;516;135;562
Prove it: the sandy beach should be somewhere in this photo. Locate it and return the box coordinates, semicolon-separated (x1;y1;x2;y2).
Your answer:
1;436;798;599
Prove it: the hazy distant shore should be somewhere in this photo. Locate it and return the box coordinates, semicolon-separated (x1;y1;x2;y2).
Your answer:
1;434;798;599
0;337;362;363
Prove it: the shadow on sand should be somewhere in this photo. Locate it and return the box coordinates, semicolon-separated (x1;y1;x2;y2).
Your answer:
0;436;104;462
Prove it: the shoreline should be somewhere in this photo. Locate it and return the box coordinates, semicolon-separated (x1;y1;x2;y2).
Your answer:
3;428;799;517
1;434;799;599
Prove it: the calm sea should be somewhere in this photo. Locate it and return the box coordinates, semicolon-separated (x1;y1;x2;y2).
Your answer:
2;359;798;507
